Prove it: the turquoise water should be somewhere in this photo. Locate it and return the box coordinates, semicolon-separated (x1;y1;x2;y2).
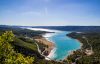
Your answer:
48;31;81;61
27;27;81;61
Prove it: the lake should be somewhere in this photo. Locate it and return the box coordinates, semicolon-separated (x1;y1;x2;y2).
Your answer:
27;28;81;61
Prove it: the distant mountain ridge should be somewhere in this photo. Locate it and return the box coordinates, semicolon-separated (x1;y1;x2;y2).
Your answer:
32;26;100;32
0;25;100;32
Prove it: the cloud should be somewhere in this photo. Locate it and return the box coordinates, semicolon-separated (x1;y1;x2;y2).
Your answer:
44;7;48;15
19;8;49;17
21;7;49;16
20;11;42;16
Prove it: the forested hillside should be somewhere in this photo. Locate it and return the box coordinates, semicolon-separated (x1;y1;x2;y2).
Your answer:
0;26;63;64
0;31;34;64
66;32;100;64
1;25;100;64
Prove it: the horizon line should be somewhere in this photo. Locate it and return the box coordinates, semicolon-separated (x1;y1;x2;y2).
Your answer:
0;24;100;26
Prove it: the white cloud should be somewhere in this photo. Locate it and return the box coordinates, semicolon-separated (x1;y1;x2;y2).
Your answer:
20;11;42;16
44;7;48;15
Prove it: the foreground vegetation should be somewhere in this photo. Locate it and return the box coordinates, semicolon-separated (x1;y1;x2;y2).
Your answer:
66;32;100;64
0;26;63;64
0;31;34;64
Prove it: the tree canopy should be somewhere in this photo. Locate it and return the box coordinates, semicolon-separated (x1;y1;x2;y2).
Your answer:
0;31;34;64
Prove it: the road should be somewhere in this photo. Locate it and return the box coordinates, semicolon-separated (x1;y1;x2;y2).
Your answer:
34;42;52;60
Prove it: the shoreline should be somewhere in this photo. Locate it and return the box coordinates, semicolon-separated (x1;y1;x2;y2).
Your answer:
27;28;82;61
76;39;83;49
27;28;58;60
43;32;82;61
63;38;83;61
33;36;55;58
33;32;82;61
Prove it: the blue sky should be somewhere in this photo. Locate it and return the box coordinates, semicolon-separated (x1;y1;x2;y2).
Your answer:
0;0;100;26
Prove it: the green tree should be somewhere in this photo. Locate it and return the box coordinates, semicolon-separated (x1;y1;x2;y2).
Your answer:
0;31;34;64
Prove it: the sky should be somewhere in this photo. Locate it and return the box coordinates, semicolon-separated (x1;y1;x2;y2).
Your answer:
0;0;100;26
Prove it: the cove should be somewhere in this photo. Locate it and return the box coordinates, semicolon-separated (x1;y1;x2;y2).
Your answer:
44;31;81;61
27;28;81;61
